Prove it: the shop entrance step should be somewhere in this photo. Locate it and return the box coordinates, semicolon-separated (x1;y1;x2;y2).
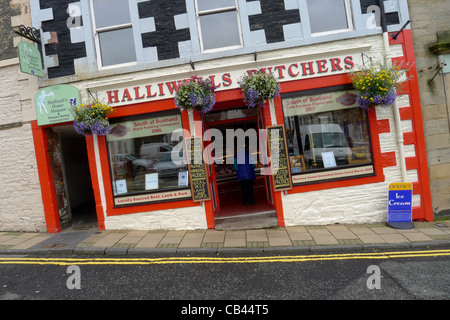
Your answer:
214;211;278;231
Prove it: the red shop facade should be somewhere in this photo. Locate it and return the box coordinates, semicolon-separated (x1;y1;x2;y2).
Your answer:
32;30;433;233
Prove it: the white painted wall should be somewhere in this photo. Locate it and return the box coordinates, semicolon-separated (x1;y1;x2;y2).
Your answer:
0;59;46;232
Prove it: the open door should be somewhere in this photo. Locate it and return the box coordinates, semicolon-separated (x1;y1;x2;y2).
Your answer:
203;122;221;218
256;106;274;207
202;106;277;230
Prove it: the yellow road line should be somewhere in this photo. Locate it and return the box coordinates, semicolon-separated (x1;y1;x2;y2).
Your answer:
0;249;449;266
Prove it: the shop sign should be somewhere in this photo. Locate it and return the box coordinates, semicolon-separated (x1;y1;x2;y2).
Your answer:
292;165;374;184
17;41;43;77
95;53;362;107
108;114;182;141
387;182;413;229
114;189;192;206
267;125;292;191
186;137;210;202
283;90;358;117
35;85;80;126
388;183;413;221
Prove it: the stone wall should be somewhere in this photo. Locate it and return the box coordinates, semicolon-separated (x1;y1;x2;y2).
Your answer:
0;0;45;232
409;0;450;217
0;0;20;60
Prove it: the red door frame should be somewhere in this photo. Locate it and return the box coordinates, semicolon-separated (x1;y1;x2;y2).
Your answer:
204;114;275;218
202;119;221;219
31;121;61;233
200;89;285;227
31;120;105;233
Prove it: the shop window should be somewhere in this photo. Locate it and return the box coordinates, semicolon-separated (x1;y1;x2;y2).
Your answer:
195;0;243;52
282;86;374;185
91;0;137;67
106;113;190;206
306;0;353;34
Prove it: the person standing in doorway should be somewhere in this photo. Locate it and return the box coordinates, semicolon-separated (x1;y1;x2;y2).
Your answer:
233;139;256;206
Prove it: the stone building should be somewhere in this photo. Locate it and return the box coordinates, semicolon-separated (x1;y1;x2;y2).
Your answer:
0;0;436;233
408;0;450;218
0;0;45;232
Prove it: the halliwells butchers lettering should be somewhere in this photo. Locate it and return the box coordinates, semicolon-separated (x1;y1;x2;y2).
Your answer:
104;56;355;105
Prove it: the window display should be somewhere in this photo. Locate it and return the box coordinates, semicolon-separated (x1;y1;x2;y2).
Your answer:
106;113;190;205
282;87;374;185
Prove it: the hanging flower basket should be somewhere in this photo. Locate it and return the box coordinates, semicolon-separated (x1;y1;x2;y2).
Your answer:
350;62;404;110
238;70;280;108
71;99;114;136
174;76;216;114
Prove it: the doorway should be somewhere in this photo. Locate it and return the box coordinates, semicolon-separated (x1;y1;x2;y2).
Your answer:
47;125;97;229
203;107;277;229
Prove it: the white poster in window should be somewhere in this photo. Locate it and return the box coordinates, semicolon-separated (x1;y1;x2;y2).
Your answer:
322;151;337;168
282;90;358;117
116;179;128;195
145;173;159;190
107;114;183;142
178;171;188;186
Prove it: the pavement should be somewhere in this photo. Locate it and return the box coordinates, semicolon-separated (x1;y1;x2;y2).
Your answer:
1;220;450;256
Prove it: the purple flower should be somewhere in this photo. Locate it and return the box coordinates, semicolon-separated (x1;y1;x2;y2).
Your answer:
384;89;397;105
189;93;198;107
91;120;112;135
373;95;383;105
73;121;89;135
73;119;111;136
244;88;262;108
274;86;281;98
356;94;370;110
174;77;216;113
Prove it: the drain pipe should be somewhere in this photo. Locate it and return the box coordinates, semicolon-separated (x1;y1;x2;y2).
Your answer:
379;0;408;182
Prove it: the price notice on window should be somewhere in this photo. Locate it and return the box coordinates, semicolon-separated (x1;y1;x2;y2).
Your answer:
186;137;210;202
267;125;292;191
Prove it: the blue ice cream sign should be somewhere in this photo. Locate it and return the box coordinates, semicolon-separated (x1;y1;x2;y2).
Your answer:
388;183;413;225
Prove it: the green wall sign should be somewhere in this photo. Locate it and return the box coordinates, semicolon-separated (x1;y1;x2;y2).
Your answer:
35;85;80;126
17;41;43;77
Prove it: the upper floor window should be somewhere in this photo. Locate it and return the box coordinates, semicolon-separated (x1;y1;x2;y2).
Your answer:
307;0;353;35
91;0;136;67
195;0;243;52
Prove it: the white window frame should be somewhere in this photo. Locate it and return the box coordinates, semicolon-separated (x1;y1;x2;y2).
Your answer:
307;0;354;37
90;0;137;69
194;0;244;53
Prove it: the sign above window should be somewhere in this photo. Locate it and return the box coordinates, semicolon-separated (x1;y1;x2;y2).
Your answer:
35;85;80;126
94;53;362;107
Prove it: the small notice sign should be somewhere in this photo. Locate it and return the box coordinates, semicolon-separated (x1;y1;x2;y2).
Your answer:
18;41;43;77
186;137;210;202
387;182;414;229
267;125;292;191
35;85;80;126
